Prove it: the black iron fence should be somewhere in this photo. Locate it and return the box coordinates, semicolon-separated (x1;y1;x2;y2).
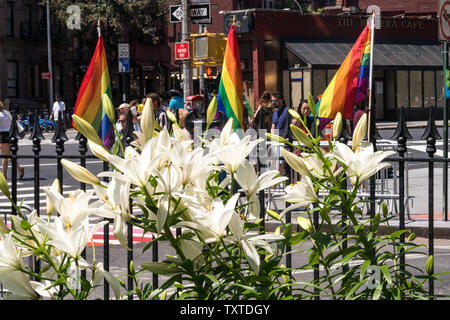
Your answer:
0;107;448;300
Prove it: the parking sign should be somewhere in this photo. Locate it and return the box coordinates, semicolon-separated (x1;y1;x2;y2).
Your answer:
118;43;130;73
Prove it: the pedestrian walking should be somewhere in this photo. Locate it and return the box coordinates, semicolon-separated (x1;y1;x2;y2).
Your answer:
0;101;24;179
50;93;67;132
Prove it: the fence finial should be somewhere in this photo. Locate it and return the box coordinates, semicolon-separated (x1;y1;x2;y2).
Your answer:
29;109;45;141
391;107;412;140
420;107;441;140
51;111;69;143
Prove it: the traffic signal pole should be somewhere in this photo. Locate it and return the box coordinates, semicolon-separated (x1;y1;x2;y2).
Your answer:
182;0;193;102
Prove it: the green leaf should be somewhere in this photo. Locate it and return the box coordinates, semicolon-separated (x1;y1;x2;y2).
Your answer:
141;262;182;275
359;260;371;281
379;265;393;286
372;283;383;300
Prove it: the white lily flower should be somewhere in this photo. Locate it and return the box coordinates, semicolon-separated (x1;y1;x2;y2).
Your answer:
91;262;121;300
217;135;263;174
43;188;94;230
37;217;108;258
85;178;132;250
182;193;240;243
0;233;26;272
332;142;395;185
100;144;159;187
281;176;318;216
168;142;214;187
235;160;288;218
0;270;39;300
228;213;284;275
301;151;341;179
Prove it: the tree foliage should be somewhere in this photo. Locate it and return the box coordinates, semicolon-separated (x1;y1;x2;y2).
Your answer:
43;0;174;43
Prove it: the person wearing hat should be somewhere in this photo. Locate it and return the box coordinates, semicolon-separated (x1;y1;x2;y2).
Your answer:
168;89;184;114
50;93;67;132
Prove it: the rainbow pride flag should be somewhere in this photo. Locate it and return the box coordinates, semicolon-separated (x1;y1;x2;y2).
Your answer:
217;24;244;130
73;34;114;149
316;24;372;120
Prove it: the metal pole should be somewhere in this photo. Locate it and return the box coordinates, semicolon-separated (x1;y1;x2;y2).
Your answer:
182;0;192;102
198;24;206;94
47;0;54;114
443;41;448;221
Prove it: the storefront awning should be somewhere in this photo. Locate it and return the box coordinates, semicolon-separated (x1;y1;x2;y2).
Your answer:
285;41;442;68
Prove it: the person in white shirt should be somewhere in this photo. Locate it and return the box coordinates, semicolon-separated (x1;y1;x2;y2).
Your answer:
50;93;67;131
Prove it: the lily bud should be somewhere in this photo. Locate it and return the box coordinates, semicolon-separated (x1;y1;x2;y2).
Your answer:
426;255;434;275
141;97;155;143
281;148;309;176
332;112;343;140
46;179;60;216
102;94;116;124
61;159;100;186
297;216;313;232
88;140;111;162
290;124;313;148
166;109;177;124
0;172;10;199
352;112;367;150
72;115;103;146
266;133;290;145
307;93;316;116
206;95;217;130
288;108;301;120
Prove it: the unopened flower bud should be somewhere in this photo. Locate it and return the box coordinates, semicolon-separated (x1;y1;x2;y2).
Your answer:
333;112;343;140
61;159;100;186
352;112;367;151
72;115;103;146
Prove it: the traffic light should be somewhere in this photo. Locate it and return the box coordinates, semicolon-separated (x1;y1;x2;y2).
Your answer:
191;31;227;66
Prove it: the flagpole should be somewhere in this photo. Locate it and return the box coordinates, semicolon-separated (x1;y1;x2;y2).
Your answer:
367;11;375;143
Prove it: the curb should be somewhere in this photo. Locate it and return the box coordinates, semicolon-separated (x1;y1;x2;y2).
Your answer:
264;217;450;240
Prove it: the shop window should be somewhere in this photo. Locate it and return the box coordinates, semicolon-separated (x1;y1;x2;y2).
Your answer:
409;70;422;108
6;1;14;37
423;71;435;107
396;70;409;108
312;69;326;97
265;60;278;93
7;61;18;97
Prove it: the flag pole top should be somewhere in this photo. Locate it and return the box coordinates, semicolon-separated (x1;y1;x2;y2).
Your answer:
97;20;101;37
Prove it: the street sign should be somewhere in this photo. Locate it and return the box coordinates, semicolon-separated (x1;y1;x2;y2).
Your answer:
439;0;450;41
175;42;190;60
41;72;51;80
169;4;211;24
190;3;210;23
118;43;130;73
170;5;183;23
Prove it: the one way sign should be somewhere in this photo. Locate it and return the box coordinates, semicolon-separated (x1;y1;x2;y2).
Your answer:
170;5;183;23
170;4;211;23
